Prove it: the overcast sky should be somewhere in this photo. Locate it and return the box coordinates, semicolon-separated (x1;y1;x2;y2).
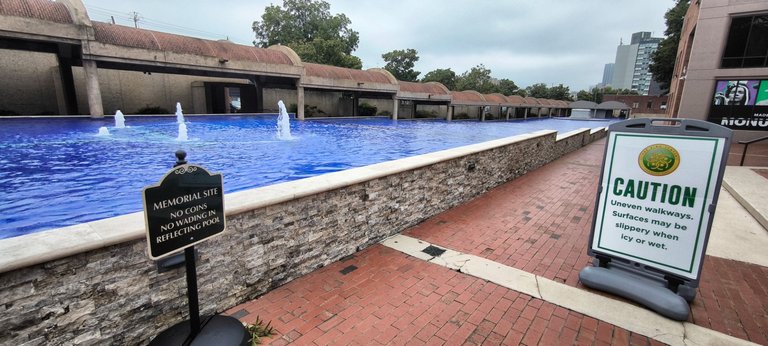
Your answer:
82;0;672;92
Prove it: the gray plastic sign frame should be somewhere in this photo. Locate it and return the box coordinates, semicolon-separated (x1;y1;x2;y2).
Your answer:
586;118;732;287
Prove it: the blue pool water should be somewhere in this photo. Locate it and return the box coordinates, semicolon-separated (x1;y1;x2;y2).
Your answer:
0;116;614;238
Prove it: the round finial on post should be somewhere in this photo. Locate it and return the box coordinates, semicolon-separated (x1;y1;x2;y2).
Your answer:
175;150;187;167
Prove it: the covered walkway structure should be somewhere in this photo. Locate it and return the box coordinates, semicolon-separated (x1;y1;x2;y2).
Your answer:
0;0;572;120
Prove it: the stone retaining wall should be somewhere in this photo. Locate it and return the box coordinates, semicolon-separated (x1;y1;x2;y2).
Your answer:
0;128;605;345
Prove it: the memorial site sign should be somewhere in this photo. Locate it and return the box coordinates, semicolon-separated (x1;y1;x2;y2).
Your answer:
591;132;726;280
143;164;225;260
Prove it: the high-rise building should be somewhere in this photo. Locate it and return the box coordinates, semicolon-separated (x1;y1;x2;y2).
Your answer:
610;32;662;95
601;63;615;87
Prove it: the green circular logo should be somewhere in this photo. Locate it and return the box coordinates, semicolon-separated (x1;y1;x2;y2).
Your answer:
638;144;680;176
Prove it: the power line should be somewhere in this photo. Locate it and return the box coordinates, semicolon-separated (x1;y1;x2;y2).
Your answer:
84;4;233;40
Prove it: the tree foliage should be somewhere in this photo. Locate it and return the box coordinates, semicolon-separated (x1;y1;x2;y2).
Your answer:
576;86;638;103
425;65;526;96
382;49;420;81
421;68;457;91
521;83;574;101
496;79;520;96
650;0;690;92
548;84;573;101
252;0;362;68
525;83;550;98
455;64;497;93
576;90;595;102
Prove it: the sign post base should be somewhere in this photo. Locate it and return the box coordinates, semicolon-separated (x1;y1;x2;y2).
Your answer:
579;263;690;321
149;315;248;346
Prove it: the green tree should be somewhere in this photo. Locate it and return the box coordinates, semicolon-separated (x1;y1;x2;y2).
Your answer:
577;87;604;103
496;79;520;96
252;0;362;68
382;48;420;81
650;0;690;92
526;83;550;98
293;38;362;69
455;64;496;93
421;68;457;90
576;90;594;102
577;86;639;103
548;84;573;101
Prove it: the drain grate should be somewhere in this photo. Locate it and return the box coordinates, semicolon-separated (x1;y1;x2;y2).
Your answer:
340;265;358;275
422;245;446;257
229;309;248;319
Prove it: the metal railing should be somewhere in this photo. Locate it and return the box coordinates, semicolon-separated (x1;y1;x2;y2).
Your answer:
739;135;768;166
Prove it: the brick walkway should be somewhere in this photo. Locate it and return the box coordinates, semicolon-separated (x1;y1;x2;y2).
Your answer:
227;139;767;345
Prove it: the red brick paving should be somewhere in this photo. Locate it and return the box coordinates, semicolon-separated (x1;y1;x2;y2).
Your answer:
753;168;768;180
404;139;768;344
228;245;657;345
226;138;767;345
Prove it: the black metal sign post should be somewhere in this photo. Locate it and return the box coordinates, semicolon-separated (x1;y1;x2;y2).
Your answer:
579;118;731;321
144;151;247;345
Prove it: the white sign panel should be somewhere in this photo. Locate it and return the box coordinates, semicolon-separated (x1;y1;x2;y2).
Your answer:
592;132;725;280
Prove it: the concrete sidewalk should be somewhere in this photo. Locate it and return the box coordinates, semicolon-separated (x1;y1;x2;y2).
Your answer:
226;139;768;345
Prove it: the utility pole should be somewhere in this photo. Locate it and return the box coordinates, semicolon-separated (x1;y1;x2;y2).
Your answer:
131;11;141;28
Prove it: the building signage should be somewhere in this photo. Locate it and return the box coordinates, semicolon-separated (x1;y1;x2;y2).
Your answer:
591;132;725;280
708;79;768;131
143;164;225;260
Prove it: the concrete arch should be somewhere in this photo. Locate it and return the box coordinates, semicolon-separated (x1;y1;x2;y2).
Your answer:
268;44;303;67
366;68;399;85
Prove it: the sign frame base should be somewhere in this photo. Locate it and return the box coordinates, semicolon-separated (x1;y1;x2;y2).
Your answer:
579;261;690;321
148;315;249;346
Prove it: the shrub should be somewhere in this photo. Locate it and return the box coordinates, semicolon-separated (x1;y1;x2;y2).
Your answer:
306;105;325;117
377;110;392;117
454;112;469;119
358;102;377;116
415;110;438;118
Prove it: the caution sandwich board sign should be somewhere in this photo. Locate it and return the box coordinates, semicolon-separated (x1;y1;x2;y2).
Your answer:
589;119;730;281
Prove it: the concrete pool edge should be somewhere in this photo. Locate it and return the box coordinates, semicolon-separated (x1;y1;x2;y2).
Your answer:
0;126;606;344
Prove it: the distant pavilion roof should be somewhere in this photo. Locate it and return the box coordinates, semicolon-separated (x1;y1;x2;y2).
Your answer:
538;99;554;106
304;63;396;84
505;95;526;106
397;81;451;101
569;100;599;109
92;22;295;66
597;101;630;110
398;81;450;95
523;97;543;105
483;93;509;104
451;90;486;105
0;0;73;24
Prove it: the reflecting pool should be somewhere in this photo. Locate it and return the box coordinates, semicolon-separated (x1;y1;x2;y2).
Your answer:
0;116;614;238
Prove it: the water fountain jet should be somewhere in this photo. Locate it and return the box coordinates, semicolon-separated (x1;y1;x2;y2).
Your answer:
114;110;126;128
176;102;185;124
177;122;188;141
97;127;110;136
277;100;292;140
